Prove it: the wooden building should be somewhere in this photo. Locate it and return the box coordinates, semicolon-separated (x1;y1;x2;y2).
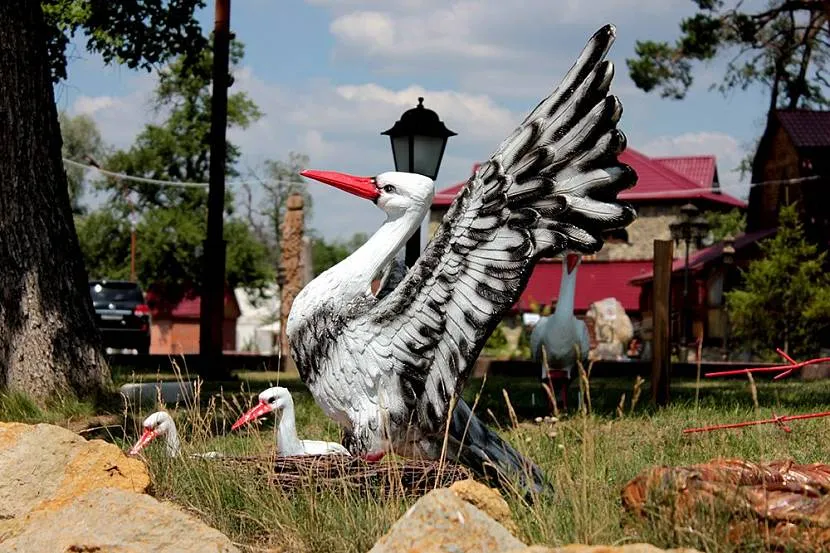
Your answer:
749;109;830;249
146;288;240;355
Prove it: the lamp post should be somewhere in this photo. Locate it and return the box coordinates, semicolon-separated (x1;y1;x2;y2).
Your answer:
382;97;456;267
669;203;710;348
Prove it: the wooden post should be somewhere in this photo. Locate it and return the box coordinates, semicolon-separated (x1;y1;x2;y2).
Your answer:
199;0;232;379
652;239;673;406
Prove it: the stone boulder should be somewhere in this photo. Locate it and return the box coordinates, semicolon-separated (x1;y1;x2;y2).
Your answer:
508;546;701;553
368;481;702;553
0;422;239;553
449;479;518;536
0;422;150;520
1;488;238;553
368;488;525;553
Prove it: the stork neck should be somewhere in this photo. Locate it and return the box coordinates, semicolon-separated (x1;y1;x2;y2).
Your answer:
276;403;303;455
337;206;425;290
553;265;578;321
165;424;181;457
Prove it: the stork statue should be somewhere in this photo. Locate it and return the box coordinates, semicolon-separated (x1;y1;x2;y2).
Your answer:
290;25;637;494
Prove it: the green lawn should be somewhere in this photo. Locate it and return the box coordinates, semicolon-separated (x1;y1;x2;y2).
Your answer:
2;368;828;553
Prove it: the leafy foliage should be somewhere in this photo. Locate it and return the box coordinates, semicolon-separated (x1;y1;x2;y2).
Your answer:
310;233;368;277
75;41;271;302
628;1;830;111
240;153;314;267
42;0;207;82
726;205;830;359
58;111;106;214
706;208;746;242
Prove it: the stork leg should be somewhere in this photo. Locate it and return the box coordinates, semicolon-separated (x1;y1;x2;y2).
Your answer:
362;450;386;463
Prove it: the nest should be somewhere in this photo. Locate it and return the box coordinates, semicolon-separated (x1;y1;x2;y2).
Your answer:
216;454;474;496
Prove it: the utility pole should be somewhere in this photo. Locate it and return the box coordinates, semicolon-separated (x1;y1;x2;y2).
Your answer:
199;0;232;379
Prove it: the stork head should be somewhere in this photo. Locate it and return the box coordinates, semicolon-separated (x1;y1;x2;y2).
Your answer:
231;386;293;430
300;170;434;218
129;411;174;455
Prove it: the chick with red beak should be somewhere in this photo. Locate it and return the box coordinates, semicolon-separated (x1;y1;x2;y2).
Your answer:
129;411;179;457
232;387;350;457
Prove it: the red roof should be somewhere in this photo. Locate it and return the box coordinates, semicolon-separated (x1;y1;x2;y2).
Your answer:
432;149;745;208
629;229;776;285
652;155;717;187
146;288;239;320
776;110;830;149
517;260;652;313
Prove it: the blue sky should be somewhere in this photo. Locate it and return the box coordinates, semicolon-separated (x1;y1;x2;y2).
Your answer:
56;0;771;241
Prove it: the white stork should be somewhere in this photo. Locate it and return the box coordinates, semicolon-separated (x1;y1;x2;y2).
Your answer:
231;386;351;456
128;411;223;458
290;25;637;494
530;253;591;409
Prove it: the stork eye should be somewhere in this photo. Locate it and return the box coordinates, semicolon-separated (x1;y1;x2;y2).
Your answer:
382;184;396;194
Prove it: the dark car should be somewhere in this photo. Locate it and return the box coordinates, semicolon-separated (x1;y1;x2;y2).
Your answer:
89;280;151;354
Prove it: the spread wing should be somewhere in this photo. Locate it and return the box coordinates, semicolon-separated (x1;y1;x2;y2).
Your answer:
347;25;637;433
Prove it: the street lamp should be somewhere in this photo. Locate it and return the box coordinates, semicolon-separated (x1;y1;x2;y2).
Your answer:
382;97;456;267
669;202;710;348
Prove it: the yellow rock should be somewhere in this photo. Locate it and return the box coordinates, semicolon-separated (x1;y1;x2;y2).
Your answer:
449;479;519;536
0;422;149;519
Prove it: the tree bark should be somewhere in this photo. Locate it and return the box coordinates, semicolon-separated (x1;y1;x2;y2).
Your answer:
0;0;110;400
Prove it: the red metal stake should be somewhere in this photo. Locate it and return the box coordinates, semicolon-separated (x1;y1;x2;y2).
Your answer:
704;349;830;380
683;411;830;434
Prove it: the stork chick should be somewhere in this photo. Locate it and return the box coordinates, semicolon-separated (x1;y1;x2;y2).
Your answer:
128;411;222;458
232;386;350;457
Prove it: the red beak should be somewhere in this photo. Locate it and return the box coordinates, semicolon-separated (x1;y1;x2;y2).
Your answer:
129;428;158;455
300;170;379;202
231;400;274;431
566;254;580;274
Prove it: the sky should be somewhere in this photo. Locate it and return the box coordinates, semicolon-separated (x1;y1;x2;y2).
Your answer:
54;0;772;241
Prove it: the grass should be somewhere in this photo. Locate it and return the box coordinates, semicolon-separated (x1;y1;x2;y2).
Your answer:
2;364;829;553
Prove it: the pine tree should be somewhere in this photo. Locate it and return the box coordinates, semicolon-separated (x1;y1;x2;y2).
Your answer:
726;204;830;359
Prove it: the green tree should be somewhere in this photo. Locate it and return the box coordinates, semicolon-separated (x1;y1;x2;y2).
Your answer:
77;41;271;303
310;232;368;277
628;1;830;112
707;208;746;242
242;152;314;266
58;111;106;213
42;0;206;82
726;204;830;359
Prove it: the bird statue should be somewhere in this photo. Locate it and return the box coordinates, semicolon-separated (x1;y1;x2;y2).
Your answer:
128;411;223;458
291;25;636;494
530;253;591;410
232;386;351;456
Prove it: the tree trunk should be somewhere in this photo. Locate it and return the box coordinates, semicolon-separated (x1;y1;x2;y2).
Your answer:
0;0;110;401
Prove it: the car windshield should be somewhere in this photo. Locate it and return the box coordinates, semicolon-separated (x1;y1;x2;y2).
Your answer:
89;282;144;303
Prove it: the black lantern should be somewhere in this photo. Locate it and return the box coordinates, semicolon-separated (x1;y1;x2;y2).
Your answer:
669;203;710;347
721;235;736;359
382;97;456;180
383;98;456;267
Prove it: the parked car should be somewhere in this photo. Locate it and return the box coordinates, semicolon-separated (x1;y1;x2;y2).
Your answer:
89;280;151;354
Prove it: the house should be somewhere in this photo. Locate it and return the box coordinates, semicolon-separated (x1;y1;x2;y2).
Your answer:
146;288;240;355
234;285;280;354
430;148;746;323
749;109;830;250
630;229;775;350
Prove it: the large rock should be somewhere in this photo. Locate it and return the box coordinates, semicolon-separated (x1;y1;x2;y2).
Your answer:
0;422;239;553
1;488;238;553
368;488;525;553
449;479;518;536
0;422;150;520
508;546;701;553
